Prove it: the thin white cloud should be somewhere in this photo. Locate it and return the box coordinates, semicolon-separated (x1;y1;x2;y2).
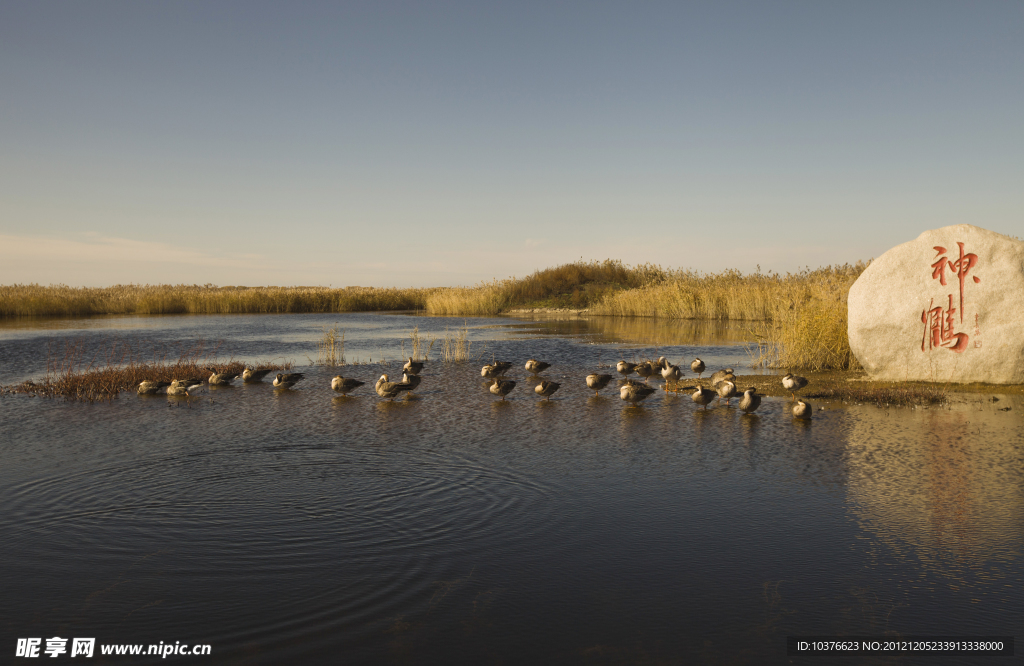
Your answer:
0;233;267;286
0;233;260;268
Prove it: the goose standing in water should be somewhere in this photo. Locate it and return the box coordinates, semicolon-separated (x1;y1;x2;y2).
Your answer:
691;358;706;382
525;359;551;374
206;368;240;386
620;382;657;405
738;387;761;414
331;375;366;395
692;385;716;410
489;378;516;400
534;380;560;400
167;378;202;396
242;368;274;383
399;371;422;393
481;364;501;379
375;374;412;401
715;379;737;406
403;357;424;376
635;361;658;383
616;361;638;377
708;368;735;386
166;379;190;397
586;373;613;395
492;361;513;376
660;359;684;383
137;380;171;395
273;373;305;389
782;373;809;399
792;398;812;419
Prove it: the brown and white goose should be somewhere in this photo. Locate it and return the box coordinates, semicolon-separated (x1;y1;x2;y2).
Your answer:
792;398;813;419
782;373;809;400
137;380;171;395
489;378;516;400
242;368;274;383
525;359;551;374
402;357;424;376
620;382;657;405
331;375;366;395
375;374;412;401
692;385;716;410
738;387;761;414
586;373;613;395
534;380;560;400
273;373;305;389
206;368;240;386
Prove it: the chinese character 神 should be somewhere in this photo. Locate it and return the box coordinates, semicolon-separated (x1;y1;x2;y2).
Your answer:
931;242;981;324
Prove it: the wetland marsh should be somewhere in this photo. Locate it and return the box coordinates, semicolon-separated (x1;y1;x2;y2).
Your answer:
1;312;1021;664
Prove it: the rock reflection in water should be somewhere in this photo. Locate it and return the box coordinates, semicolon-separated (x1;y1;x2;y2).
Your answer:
846;395;1024;569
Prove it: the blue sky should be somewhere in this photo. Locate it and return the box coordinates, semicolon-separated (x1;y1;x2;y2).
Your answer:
1;1;1021;287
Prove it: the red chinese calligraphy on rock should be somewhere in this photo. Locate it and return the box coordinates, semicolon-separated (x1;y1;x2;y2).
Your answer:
922;242;980;355
921;295;970;353
931;242;980;324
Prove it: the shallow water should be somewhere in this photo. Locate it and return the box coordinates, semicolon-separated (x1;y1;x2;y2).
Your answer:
1;313;1021;664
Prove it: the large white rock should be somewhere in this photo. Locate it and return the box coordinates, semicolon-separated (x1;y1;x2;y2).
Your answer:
848;224;1024;384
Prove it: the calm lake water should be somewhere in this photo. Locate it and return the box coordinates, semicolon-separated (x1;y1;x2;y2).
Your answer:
1;313;1021;664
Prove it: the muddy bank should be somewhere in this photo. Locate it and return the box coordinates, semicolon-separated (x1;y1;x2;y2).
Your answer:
695;370;1024;405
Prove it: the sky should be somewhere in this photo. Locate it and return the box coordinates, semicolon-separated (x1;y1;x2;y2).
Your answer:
1;1;1021;287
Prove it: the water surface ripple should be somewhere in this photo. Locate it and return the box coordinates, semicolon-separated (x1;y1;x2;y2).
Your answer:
0;313;1021;664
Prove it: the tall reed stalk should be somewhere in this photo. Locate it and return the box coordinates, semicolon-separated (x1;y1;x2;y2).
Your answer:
312;324;345;366
408;325;436;361
441;322;472;362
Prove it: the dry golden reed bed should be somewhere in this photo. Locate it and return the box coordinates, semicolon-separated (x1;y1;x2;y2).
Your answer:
0;284;437;317
425;260;867;371
1;259;867;371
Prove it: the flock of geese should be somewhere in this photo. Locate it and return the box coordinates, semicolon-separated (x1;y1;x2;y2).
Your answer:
137;357;815;419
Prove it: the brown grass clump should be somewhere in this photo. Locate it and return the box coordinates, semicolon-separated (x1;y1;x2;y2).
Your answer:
0;284;438;317
5;339;290;401
425;260;665;315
